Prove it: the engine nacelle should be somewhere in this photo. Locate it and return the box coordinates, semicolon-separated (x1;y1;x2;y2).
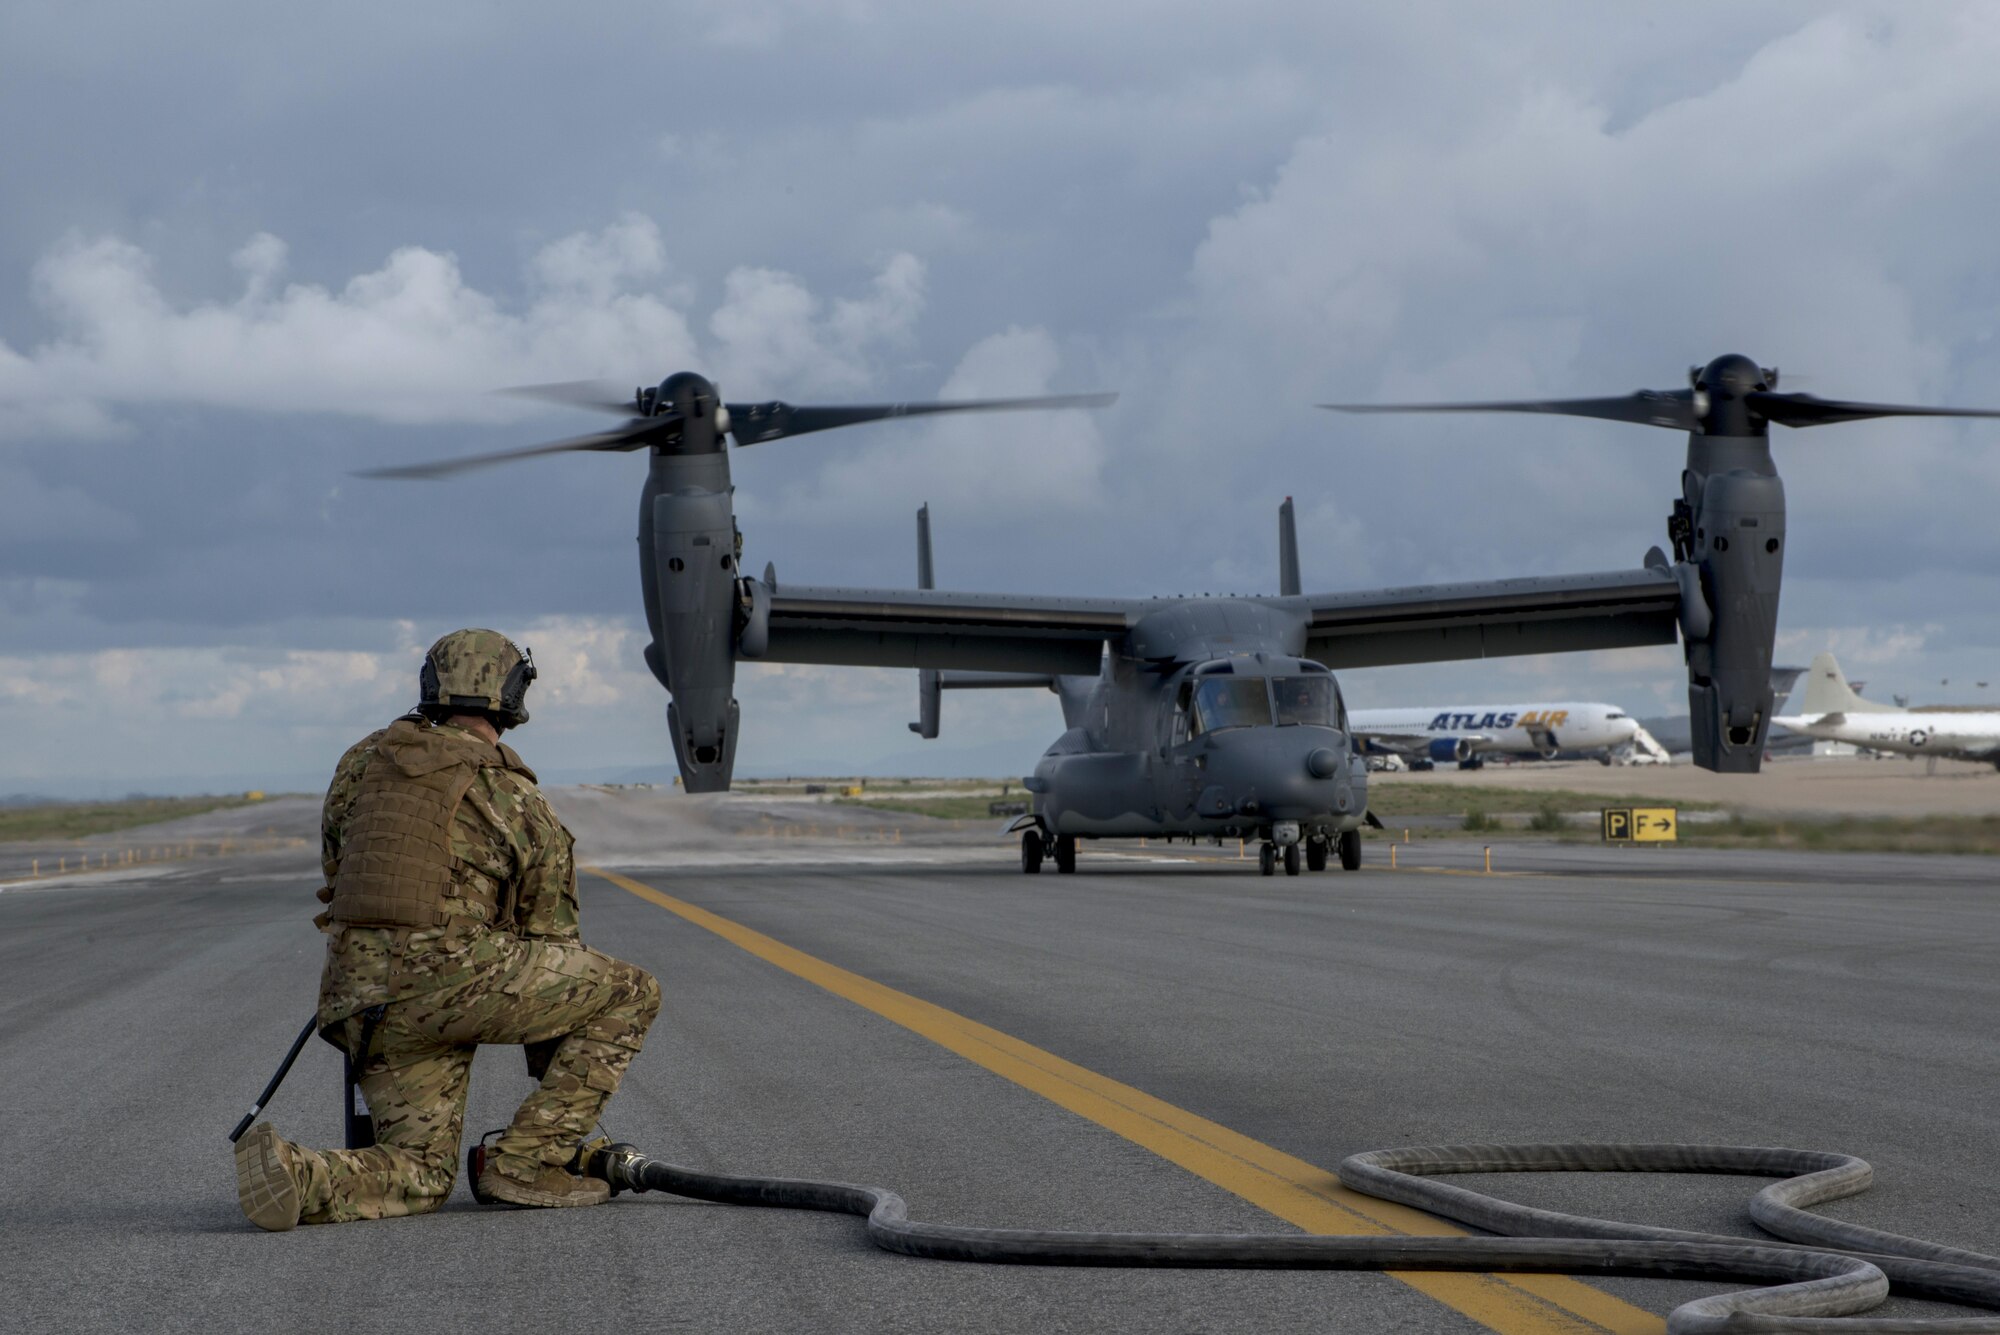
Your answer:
1680;458;1784;773
737;575;771;659
910;669;941;738
1428;737;1474;764
642;453;743;793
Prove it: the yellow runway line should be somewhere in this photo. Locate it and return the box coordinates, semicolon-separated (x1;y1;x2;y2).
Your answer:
590;865;1661;1335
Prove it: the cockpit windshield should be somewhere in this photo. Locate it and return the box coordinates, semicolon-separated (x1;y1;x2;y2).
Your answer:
1193;678;1272;734
1272;676;1336;727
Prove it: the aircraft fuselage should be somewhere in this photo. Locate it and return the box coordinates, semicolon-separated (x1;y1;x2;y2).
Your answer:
1023;599;1368;848
1772;709;2000;766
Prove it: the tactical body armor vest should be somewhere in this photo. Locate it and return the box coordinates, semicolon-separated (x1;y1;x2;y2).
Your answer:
327;719;533;928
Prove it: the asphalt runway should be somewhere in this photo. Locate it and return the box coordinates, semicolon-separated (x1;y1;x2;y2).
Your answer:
4;789;1998;1333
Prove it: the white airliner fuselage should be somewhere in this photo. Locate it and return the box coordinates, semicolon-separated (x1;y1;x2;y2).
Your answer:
1349;701;1640;767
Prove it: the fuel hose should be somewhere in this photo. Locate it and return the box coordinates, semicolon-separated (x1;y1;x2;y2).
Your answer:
579;1141;2000;1333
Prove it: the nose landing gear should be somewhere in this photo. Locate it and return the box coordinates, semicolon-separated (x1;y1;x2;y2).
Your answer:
1021;831;1079;873
1259;841;1304;876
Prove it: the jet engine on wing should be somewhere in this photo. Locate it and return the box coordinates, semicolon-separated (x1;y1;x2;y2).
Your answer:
1428;738;1476;764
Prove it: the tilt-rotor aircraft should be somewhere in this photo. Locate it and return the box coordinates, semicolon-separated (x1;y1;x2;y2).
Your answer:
366;356;2000;875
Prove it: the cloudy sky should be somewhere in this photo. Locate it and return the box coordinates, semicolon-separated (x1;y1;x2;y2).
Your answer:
6;2;2000;795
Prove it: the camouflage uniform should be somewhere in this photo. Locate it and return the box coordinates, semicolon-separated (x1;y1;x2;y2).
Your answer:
282;715;659;1224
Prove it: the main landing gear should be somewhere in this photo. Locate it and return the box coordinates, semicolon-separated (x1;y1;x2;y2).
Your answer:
1262;831;1361;875
1022;832;1078;874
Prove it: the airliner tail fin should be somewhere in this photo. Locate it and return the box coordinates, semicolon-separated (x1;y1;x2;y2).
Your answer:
1800;651;1900;715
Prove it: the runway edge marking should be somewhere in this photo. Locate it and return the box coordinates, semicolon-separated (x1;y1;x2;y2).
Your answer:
589;866;1661;1335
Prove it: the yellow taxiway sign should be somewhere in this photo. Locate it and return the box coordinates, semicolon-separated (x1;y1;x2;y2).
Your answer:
1602;806;1677;842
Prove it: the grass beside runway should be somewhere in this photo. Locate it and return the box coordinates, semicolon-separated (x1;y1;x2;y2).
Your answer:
1367;784;1717;824
835;782;2000;856
833;794;1025;820
839;783;1714;828
1671;812;2000;855
0;794;270;842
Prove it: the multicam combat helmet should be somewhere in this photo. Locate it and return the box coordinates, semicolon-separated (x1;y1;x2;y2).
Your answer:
418;628;537;728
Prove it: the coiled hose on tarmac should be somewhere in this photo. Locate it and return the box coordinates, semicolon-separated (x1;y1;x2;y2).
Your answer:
579;1141;2000;1333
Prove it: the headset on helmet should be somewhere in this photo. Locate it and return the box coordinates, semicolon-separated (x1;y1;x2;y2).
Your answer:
418;629;537;728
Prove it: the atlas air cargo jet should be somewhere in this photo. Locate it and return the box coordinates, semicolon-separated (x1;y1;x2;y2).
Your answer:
1349;702;1641;769
1773;651;2000;767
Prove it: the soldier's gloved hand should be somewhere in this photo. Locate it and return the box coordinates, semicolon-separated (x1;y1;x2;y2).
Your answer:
524;1037;560;1081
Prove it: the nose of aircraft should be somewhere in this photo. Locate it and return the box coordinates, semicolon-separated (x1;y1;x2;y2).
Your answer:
1200;728;1353;820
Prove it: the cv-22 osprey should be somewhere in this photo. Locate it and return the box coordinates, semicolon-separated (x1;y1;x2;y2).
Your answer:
366;355;2000;875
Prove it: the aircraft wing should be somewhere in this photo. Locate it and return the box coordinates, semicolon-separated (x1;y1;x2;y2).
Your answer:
1355;731;1434;754
1354;730;1495;755
1300;567;1682;669
1771;712;1839;734
758;585;1139;674
759;566;1681;674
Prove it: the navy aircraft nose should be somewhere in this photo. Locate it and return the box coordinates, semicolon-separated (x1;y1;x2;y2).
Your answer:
1306;747;1340;779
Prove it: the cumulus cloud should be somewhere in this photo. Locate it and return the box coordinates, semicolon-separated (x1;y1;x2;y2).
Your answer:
767;325;1109;537
0;613;669;787
0;216;927;433
0;613;1053;790
11;2;2000;787
1194;10;2000;406
512;615;658;710
1154;6;2000;602
0;464;139;543
708;252;925;393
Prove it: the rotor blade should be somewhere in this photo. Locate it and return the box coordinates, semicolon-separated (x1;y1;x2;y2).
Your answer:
492;379;638;415
356;419;666;480
1746;391;2000;429
1320;387;1696;429
726;391;1118;446
1321;390;1699;431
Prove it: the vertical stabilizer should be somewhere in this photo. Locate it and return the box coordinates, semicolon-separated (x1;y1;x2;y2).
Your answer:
910;504;941;737
1801;651;1900;715
916;503;934;592
1278;497;1301;597
1768;665;1807;712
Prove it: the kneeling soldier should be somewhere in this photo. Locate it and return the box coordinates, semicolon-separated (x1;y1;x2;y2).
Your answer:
236;629;660;1228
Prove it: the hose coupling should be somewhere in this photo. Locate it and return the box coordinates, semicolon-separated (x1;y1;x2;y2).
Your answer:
573;1139;651;1196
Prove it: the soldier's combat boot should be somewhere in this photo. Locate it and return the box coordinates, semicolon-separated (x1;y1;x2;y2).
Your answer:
235;1122;303;1232
475;1150;611;1209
